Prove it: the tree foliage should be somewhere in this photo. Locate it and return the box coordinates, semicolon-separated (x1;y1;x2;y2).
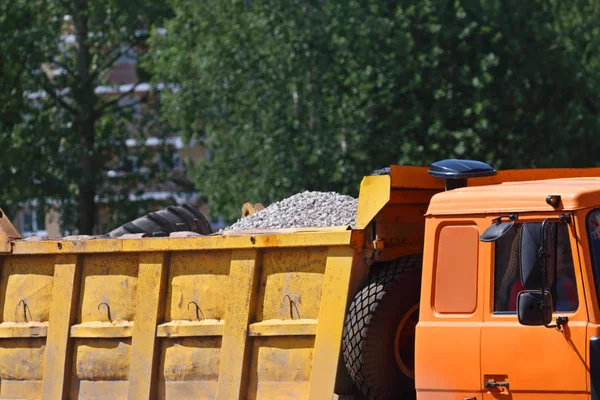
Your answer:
1;0;178;234
149;0;600;223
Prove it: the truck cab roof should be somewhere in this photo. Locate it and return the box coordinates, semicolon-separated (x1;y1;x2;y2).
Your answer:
427;177;600;216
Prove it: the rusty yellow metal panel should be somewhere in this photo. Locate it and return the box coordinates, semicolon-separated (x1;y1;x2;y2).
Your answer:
10;230;353;255
355;175;391;230
0;255;55;399
308;247;356;400
78;253;139;324
256;247;328;321
42;254;81;400
128;252;168;400
216;249;260;400
0;229;360;400
158;337;221;400
71;338;132;398
247;336;315;400
0;338;45;399
0;256;55;323
165;251;231;322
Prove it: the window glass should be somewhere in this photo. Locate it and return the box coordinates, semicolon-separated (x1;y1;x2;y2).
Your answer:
494;222;578;313
22;212;33;233
586;209;600;305
36;209;46;231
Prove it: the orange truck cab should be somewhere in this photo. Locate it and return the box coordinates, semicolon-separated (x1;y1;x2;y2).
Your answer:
404;159;600;400
340;159;600;400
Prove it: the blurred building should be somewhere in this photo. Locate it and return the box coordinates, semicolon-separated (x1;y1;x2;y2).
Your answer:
12;27;224;237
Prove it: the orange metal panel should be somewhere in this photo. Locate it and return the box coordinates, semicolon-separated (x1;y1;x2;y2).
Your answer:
416;217;485;398
480;213;588;398
427;178;600;215
433;225;479;314
389;164;600;190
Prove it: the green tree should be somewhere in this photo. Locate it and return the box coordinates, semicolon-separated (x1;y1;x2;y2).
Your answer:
0;1;55;218
149;0;600;223
1;0;178;234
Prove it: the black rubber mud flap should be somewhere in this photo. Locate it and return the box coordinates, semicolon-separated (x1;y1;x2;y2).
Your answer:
342;254;422;400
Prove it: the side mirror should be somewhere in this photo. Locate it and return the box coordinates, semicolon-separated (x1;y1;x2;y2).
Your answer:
517;290;554;326
479;222;515;242
519;222;556;289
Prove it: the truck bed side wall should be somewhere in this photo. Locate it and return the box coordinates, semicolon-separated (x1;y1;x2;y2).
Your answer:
0;232;363;400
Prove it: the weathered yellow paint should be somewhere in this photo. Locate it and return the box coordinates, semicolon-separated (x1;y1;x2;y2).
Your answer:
11;230;353;255
333;250;370;396
0;338;46;380
157;320;224;338
78;253;139;324
72;338;132;398
0;338;45;399
1;380;43;400
0;227;360;399
248;319;318;336
165;251;231;322
159;337;221;399
70;321;134;338
248;336;314;400
308;247;356;400
42;254;81;400
0;256;55;323
216;249;260;400
128;252;168;400
0;321;48;338
256;247;327;321
355;175;391;229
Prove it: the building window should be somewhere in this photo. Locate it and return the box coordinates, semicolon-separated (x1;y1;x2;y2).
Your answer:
115;43;138;65
173;153;183;171
117;95;141;118
493;223;578;313
20;208;46;237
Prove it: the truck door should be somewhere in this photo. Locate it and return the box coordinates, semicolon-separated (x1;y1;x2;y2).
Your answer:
480;221;588;398
415;223;484;400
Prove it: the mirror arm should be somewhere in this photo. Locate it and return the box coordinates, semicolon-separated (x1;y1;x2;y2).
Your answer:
545;316;569;331
492;213;519;225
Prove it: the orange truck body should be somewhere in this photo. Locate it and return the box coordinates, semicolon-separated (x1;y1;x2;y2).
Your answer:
1;162;600;399
357;165;600;399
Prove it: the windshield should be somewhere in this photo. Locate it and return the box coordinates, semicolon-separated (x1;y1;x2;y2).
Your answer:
587;209;600;301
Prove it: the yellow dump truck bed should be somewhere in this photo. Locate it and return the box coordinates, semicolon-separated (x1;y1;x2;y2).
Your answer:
0;226;365;400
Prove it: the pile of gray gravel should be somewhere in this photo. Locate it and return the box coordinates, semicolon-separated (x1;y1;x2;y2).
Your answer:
225;191;358;231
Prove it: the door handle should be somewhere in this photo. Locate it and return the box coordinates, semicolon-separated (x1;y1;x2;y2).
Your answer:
485;380;509;389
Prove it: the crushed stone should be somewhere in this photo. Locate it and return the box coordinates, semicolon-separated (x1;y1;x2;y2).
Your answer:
225;191;358;231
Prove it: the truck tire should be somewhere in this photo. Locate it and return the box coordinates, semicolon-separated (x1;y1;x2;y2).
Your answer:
106;204;213;238
342;254;422;400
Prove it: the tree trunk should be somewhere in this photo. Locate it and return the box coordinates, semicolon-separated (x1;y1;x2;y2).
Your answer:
73;0;97;234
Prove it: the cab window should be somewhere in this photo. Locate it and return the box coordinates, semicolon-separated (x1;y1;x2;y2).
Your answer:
493;223;578;313
586;209;600;305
